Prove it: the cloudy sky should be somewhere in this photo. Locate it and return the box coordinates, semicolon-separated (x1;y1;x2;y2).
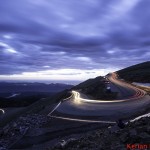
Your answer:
0;0;149;82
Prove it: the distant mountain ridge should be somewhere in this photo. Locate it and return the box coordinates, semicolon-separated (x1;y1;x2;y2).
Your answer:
117;61;150;83
0;82;73;107
0;82;73;93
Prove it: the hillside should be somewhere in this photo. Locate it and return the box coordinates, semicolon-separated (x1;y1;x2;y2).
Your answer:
117;61;150;83
72;76;117;99
52;116;150;150
0;71;150;149
0;82;73;108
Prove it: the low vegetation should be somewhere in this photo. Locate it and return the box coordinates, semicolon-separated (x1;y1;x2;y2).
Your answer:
72;76;117;100
52;117;150;150
0;90;71;127
117;61;150;83
0;92;54;107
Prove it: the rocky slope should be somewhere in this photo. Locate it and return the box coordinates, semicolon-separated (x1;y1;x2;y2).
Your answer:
1;111;150;149
52;116;150;150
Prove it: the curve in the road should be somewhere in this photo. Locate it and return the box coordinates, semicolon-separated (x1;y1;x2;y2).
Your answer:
48;73;149;123
71;73;146;104
107;73;146;99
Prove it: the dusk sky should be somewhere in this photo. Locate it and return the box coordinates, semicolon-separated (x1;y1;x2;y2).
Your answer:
0;0;149;81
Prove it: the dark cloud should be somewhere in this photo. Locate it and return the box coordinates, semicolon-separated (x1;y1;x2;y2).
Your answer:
0;0;149;77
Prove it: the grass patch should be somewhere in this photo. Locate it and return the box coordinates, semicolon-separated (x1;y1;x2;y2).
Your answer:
0;90;71;128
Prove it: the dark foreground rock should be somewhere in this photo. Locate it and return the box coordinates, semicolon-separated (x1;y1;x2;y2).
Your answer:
51;117;150;150
0;114;150;150
0;114;51;149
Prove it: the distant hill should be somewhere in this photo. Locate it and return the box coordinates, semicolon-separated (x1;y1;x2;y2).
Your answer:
117;61;150;83
0;82;73;93
0;82;73;107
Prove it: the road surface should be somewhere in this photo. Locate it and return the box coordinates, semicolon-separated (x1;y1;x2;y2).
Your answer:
48;73;150;122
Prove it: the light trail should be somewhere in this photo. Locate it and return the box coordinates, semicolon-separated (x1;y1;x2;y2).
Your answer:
130;112;150;122
71;72;146;104
72;90;144;104
48;101;61;116
0;109;5;114
51;115;116;124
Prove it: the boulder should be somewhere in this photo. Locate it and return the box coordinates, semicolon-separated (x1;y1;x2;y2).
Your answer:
129;129;137;137
120;132;128;142
138;132;150;139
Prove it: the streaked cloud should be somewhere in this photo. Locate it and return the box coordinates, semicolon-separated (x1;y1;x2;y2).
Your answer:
0;68;115;81
0;0;149;81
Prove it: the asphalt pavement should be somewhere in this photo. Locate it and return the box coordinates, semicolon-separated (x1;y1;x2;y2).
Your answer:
49;73;150;122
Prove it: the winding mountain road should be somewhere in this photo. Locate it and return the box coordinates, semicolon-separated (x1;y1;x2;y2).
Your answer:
8;72;150;149
48;73;150;122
